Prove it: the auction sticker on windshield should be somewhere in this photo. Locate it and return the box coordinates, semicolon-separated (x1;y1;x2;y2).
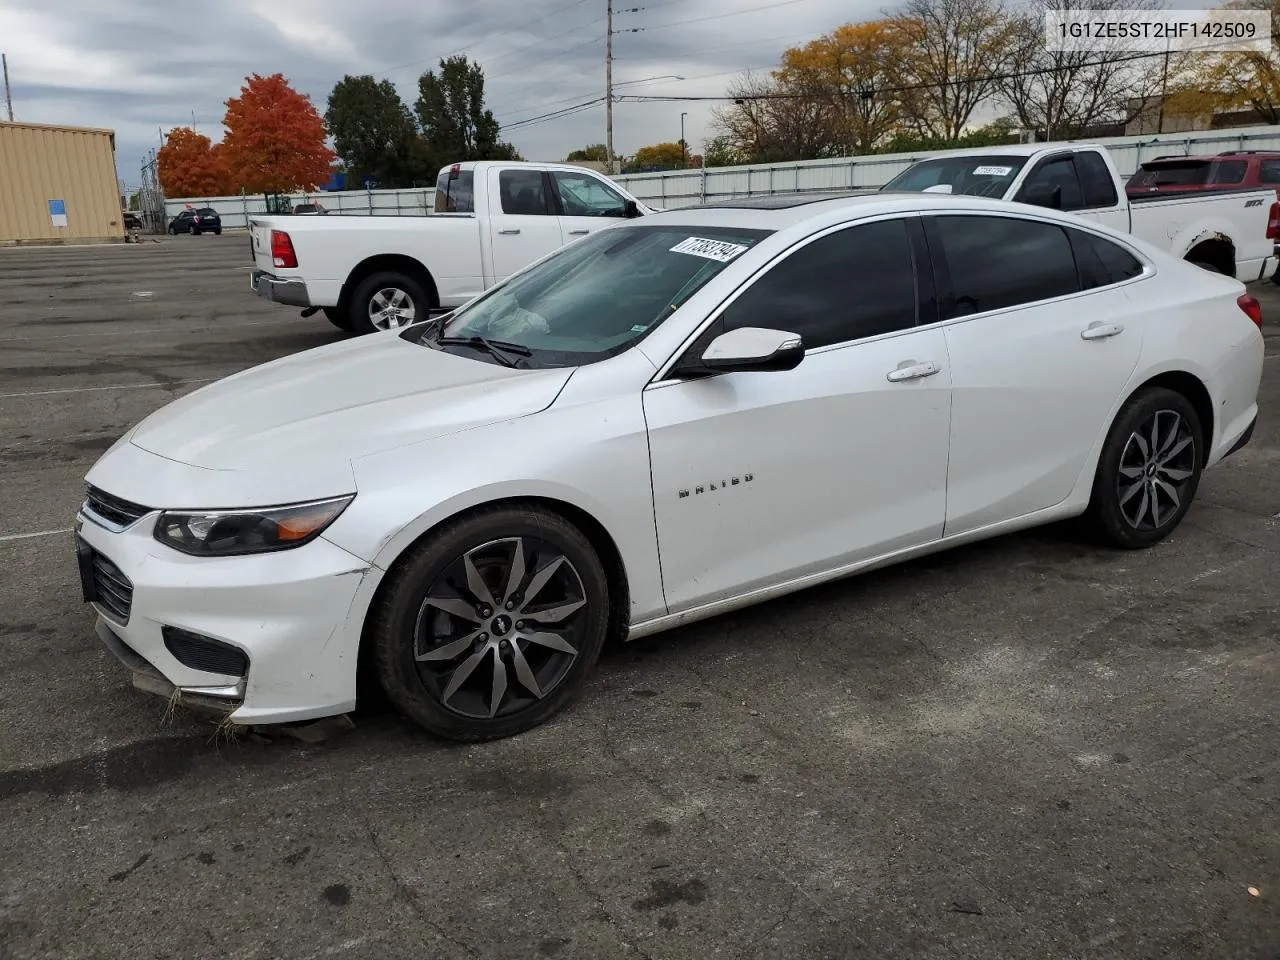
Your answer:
670;237;751;262
973;166;1013;176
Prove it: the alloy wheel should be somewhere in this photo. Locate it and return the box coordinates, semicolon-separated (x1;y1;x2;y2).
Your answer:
413;537;588;720
1116;409;1196;531
368;287;416;330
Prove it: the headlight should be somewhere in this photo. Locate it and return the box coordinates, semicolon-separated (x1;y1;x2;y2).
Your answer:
153;496;354;557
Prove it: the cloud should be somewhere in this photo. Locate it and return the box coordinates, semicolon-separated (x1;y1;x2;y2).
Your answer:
2;0;879;185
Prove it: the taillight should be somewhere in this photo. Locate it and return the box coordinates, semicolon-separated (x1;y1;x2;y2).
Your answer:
271;230;297;269
1267;201;1280;241
1238;293;1262;330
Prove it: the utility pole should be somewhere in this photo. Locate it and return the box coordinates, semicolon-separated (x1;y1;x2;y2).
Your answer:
605;0;615;174
2;54;13;122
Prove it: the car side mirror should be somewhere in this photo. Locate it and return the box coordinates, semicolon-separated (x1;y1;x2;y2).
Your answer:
1020;183;1063;209
697;327;804;373
624;199;642;218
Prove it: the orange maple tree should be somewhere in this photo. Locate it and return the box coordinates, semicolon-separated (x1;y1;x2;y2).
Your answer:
157;127;234;197
221;73;336;193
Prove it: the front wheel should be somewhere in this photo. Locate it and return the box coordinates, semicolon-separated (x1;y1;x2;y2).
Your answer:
1085;386;1204;549
349;271;428;335
370;506;611;741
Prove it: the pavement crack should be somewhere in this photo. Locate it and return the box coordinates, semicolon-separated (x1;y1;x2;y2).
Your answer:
364;823;482;959
736;882;800;959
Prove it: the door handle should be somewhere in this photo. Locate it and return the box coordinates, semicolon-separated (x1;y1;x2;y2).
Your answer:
886;360;941;383
568;229;589;236
498;229;521;236
1081;321;1124;340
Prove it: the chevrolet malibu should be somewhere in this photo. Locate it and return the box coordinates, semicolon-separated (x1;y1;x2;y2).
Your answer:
77;192;1264;741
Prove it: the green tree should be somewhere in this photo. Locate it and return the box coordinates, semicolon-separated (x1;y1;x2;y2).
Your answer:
325;74;426;187
702;135;745;167
628;142;688;171
566;144;609;162
415;55;521;169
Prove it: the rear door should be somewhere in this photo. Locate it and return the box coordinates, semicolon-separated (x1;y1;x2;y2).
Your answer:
485;167;565;282
547;169;635;241
925;212;1147;536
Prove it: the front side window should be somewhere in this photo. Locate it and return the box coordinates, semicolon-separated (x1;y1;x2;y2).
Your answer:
1016;156;1085;211
933;215;1079;317
721;218;919;350
499;170;551;216
882;155;1027;198
553;171;630;217
1075;152;1118;208
434;168;474;213
407;225;772;367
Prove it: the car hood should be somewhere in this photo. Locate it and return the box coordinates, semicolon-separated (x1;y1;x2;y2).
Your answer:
126;332;573;473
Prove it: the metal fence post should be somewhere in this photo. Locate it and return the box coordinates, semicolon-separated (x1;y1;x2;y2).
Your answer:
701;166;707;202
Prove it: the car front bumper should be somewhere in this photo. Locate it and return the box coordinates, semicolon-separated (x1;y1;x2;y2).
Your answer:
251;269;311;308
75;505;378;726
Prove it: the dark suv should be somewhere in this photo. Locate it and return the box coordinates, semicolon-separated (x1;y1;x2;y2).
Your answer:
1125;150;1280;199
168;207;222;235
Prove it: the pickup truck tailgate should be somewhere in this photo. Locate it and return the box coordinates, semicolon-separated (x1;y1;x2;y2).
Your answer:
250;221;275;272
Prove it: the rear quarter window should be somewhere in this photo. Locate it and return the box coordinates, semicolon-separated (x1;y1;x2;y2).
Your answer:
1067;228;1145;290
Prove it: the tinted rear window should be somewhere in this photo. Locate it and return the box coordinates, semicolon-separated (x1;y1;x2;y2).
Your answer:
933;215;1079;317
197;208;218;215
434;169;475;213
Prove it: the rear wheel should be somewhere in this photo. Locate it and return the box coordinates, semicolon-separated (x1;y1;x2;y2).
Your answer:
1189;259;1226;275
349;271;429;335
370;506;611;741
322;306;353;331
214;228;222;236
1085;386;1204;549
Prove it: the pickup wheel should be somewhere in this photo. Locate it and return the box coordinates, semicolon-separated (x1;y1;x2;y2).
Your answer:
349;271;428;335
1189;260;1227;275
323;307;354;332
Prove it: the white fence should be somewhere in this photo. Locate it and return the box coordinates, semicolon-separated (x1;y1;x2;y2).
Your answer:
162;187;436;230
613;123;1280;209
166;123;1280;223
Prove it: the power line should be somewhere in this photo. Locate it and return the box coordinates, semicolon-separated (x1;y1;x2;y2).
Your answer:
374;0;598;78
615;0;821;34
617;35;1280;102
500;97;605;132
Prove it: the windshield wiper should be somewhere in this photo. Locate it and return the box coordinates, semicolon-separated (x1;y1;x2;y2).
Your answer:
436;335;532;368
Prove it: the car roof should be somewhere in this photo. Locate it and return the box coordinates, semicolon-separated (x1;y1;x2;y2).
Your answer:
1140;151;1280;164
641;191;1093;231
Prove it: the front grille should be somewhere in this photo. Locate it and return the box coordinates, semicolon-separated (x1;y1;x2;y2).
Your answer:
90;550;134;623
85;485;152;529
163;627;249;678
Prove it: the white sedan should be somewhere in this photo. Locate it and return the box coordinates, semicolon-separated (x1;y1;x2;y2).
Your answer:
77;192;1264;741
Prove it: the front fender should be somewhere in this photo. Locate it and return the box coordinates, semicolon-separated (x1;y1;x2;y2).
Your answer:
319;395;669;626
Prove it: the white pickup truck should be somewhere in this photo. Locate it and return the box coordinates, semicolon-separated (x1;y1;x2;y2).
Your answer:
880;143;1279;283
249;161;653;334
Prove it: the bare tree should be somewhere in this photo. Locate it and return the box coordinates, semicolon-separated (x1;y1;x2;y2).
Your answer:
709;71;842;163
998;0;1174;139
887;0;1022;141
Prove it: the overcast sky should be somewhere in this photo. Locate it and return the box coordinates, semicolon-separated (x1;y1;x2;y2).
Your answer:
0;0;894;187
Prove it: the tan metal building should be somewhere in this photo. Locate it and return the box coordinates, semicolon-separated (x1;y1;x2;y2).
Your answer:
0;120;125;244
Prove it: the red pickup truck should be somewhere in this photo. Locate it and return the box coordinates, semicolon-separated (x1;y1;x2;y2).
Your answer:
1126;150;1280;199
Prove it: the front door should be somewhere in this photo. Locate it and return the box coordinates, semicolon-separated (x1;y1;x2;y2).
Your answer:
548;169;634;242
643;216;953;613
923;212;1145;536
485;167;565;283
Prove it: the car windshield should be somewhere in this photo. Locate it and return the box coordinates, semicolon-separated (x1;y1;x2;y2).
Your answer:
403;224;772;368
882;155;1029;198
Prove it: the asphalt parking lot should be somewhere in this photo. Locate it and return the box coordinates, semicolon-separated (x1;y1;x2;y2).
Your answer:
1;235;1278;960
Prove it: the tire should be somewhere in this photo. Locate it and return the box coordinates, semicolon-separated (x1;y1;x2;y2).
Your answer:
322;306;353;331
1085;386;1204;549
1189;259;1227;276
348;270;429;335
191;226;201;236
370;505;611;742
214;228;222;236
